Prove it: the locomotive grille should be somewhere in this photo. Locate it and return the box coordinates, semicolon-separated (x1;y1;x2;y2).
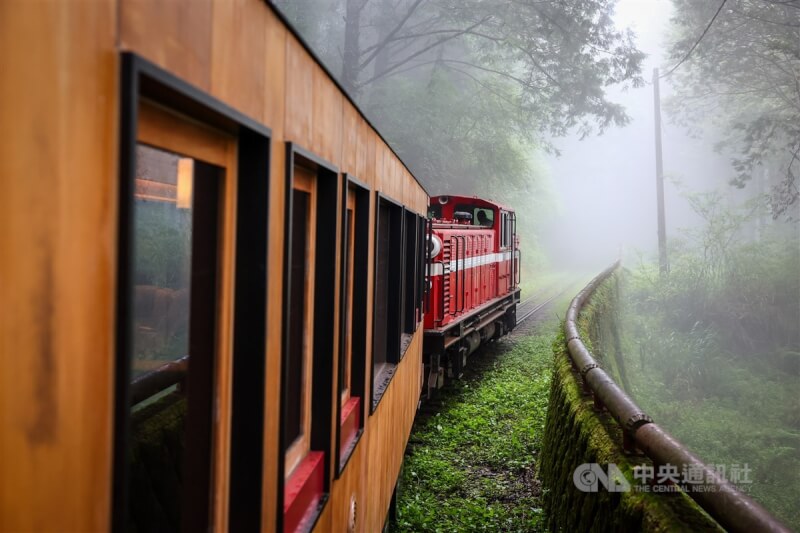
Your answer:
442;237;451;317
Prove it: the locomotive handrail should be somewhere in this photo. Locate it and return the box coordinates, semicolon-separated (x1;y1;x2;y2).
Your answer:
511;212;516;288
566;263;791;533
457;235;466;313
452;236;459;316
129;355;189;406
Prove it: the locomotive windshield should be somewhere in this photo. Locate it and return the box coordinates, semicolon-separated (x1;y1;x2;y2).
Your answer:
455;204;494;227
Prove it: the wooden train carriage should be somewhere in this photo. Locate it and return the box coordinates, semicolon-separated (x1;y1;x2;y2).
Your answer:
0;1;429;532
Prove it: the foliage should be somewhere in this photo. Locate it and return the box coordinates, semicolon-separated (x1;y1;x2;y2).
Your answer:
276;0;644;132
273;0;644;267
393;333;557;532
619;194;800;527
366;67;555;269
665;0;800;218
629;191;799;362
134;201;192;289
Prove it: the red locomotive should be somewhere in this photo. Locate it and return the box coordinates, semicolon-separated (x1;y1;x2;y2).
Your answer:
423;195;521;397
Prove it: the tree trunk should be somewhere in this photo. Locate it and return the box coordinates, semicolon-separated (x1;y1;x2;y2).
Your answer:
342;0;363;97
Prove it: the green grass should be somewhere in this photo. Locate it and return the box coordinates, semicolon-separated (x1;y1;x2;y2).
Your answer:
393;280;584;532
617;261;800;530
622;337;800;529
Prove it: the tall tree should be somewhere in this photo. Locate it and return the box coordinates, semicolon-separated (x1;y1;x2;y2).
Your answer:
666;0;800;219
338;0;644;135
274;0;645;150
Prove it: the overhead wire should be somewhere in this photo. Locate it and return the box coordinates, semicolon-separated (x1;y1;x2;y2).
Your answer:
660;0;729;78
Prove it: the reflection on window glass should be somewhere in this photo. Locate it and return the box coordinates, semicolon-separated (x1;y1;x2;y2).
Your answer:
132;144;193;378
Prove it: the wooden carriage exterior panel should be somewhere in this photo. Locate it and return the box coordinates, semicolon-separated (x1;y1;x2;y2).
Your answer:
1;0;428;531
120;0;213;91
209;0;269;123
262;10;288;531
0;1;119;531
285;38;314;151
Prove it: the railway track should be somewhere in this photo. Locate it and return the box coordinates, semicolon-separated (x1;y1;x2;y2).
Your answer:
515;279;576;325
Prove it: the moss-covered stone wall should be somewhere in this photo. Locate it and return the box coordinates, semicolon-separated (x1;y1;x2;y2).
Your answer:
540;271;720;532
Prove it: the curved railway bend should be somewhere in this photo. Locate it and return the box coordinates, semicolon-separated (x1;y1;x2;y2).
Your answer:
395;270;793;532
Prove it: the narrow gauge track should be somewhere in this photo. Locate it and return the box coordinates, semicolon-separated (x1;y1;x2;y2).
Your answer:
515;280;576;326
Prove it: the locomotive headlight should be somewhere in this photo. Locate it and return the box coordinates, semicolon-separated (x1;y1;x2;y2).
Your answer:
427;234;442;258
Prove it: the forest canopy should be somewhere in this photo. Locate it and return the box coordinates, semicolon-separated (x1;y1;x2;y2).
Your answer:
665;0;800;219
274;0;645;198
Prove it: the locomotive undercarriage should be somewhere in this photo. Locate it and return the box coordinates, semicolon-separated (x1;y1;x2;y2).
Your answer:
422;290;520;400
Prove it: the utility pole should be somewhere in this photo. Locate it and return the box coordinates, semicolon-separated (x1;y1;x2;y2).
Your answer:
653;68;668;276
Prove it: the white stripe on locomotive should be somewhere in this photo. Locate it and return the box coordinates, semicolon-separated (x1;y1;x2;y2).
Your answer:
428;250;517;277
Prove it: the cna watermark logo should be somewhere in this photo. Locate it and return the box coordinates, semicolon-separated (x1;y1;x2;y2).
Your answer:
573;463;754;494
573;463;631;493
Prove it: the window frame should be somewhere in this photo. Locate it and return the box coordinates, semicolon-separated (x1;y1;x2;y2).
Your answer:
401;208;418;338
418;214;428;320
279;142;339;532
114;53;272;533
284;166;318;478
334;174;371;477
370;192;404;413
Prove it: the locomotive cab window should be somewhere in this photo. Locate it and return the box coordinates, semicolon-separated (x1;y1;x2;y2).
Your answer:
500;211;511;248
455;203;494;227
475;208;494;227
281;144;338;531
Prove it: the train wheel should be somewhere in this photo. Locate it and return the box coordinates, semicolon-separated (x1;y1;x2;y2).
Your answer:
426;353;444;399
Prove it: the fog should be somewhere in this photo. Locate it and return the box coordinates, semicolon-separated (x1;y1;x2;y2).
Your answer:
275;0;797;274
542;0;751;270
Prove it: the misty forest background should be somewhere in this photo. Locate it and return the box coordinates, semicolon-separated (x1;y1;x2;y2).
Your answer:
274;0;799;527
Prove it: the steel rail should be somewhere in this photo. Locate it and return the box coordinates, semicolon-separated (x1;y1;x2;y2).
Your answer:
565;262;791;533
516;279;577;325
517;290;561;324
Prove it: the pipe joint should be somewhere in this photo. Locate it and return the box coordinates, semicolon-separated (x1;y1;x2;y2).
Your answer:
625;412;653;432
580;363;599;376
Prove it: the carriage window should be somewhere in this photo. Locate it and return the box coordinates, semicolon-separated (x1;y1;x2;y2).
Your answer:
402;209;418;339
372;197;403;410
117;71;270;533
128;142;221;532
417;214;426;322
281;152;337;531
373;202;391;376
284;166;316;476
132;145;192;378
340;194;355;407
337;182;368;471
